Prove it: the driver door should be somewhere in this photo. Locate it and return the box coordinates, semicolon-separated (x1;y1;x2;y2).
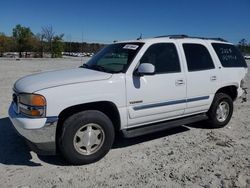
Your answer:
126;43;187;127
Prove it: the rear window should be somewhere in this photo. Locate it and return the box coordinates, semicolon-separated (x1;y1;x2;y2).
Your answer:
212;43;247;68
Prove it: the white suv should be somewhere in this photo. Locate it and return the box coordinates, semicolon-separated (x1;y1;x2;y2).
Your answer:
9;35;248;164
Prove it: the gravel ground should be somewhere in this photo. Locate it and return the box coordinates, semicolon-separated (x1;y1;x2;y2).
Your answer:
0;58;249;188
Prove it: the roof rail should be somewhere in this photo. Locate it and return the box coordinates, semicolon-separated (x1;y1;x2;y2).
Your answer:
154;35;228;42
154;34;188;39
206;38;228;42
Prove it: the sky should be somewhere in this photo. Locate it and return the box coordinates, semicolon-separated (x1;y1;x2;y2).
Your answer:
0;0;249;44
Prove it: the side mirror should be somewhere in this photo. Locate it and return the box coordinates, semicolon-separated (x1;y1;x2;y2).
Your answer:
136;63;155;76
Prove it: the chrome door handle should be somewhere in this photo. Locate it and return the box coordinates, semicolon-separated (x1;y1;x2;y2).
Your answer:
175;79;185;86
210;76;217;81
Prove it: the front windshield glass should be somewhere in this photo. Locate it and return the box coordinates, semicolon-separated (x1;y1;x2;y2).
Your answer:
82;42;144;73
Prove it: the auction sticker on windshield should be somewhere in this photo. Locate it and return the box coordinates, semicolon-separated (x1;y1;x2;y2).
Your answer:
123;44;139;50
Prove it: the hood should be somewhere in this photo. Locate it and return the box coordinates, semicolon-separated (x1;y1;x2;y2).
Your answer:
14;68;112;93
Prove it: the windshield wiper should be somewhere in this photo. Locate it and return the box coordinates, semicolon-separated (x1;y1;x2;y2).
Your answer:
80;64;121;73
80;64;106;72
91;65;107;72
91;65;120;73
79;64;90;69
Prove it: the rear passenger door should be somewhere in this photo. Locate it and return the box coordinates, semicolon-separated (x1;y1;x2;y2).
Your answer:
180;42;219;115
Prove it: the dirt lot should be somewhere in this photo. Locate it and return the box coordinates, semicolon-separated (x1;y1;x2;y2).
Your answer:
0;58;249;188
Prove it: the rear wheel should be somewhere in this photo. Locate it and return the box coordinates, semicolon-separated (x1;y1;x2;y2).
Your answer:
59;110;115;165
206;93;233;128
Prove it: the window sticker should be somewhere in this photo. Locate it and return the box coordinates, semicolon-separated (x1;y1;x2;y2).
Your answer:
212;43;247;67
123;44;139;50
219;48;237;61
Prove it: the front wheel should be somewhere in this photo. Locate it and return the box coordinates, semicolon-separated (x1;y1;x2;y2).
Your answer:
206;93;233;128
59;110;115;165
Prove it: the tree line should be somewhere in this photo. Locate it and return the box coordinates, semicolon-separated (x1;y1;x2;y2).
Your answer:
64;42;105;54
238;39;250;55
0;25;249;58
0;25;64;58
0;24;105;58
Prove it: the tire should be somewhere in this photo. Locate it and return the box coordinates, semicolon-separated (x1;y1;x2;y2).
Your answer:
59;110;115;165
206;93;233;128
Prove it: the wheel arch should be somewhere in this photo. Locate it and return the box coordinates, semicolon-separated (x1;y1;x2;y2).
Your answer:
215;85;238;101
56;101;121;150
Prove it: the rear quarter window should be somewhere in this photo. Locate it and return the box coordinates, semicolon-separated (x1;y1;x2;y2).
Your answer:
212;43;247;68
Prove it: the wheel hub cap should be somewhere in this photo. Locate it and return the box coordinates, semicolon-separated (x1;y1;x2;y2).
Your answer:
216;101;230;122
74;123;105;155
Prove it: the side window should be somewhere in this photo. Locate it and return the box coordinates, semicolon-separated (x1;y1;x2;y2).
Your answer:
183;43;215;71
212;43;247;68
140;43;181;74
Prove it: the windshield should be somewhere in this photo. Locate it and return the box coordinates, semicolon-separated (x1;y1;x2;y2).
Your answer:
81;42;144;73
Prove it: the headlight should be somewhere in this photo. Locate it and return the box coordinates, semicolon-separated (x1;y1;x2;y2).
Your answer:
18;94;46;117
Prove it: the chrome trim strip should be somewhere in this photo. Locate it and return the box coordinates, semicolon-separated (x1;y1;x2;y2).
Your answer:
187;96;209;102
133;96;209;111
19;103;45;109
133;99;186;111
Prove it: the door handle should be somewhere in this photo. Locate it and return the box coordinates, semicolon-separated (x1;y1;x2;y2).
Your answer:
175;79;185;86
210;76;217;81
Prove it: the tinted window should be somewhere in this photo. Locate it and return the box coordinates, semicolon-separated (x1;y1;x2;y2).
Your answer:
212;43;247;68
140;43;180;73
183;43;215;71
85;43;144;73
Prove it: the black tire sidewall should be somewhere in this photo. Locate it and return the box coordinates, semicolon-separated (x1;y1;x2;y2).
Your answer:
208;93;233;128
59;110;114;165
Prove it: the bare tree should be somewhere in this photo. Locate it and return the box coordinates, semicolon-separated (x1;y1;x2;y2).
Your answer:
36;33;45;57
42;25;54;56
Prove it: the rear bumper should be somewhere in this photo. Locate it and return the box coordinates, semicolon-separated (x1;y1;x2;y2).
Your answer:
8;103;57;155
237;87;244;98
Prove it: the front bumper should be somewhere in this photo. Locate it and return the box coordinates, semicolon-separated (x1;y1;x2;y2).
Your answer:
8;103;57;155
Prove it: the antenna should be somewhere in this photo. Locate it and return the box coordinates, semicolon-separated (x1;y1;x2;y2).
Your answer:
68;34;72;56
137;33;142;40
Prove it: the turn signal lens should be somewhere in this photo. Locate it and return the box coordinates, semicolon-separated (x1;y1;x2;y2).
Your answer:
31;95;46;106
31;109;42;116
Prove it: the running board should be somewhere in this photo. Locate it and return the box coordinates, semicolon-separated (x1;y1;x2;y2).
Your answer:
122;113;208;138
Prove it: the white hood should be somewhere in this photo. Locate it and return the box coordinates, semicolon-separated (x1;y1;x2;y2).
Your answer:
14;68;112;93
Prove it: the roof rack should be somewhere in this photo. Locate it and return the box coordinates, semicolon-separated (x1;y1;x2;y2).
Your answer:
154;35;228;42
205;37;228;42
154;35;188;39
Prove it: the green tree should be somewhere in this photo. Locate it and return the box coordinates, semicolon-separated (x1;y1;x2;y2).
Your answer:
0;33;12;56
51;34;64;58
238;39;250;55
0;34;6;56
12;24;34;57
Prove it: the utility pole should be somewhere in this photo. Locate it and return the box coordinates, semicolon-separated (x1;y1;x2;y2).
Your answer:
81;31;84;64
69;35;72;56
